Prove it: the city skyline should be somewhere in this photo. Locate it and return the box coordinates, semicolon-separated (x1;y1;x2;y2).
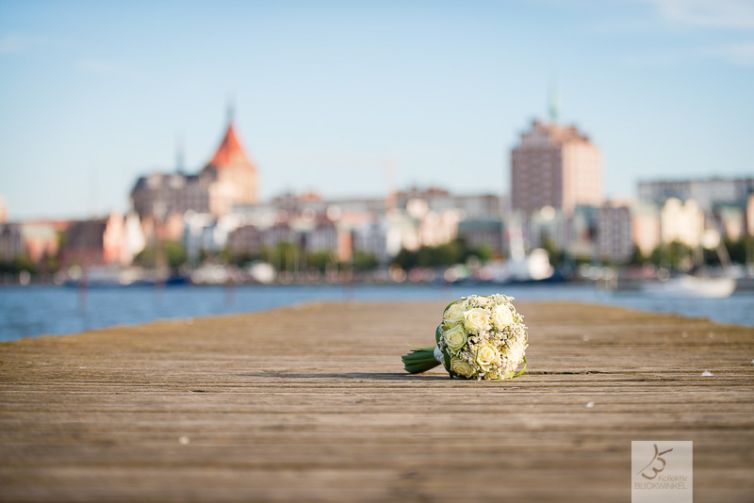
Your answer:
1;1;753;219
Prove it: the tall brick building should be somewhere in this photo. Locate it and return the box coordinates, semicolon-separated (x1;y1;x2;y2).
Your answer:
511;120;602;215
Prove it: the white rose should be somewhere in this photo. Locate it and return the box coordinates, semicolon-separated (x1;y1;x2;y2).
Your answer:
493;304;514;330
475;342;500;370
443;324;468;353
450;357;476;378
463;308;490;334
443;301;466;327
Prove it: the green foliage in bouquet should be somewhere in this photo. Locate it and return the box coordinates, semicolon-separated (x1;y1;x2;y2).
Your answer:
402;294;528;380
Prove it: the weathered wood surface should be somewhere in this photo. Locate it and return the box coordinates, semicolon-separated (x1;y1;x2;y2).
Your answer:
1;301;753;502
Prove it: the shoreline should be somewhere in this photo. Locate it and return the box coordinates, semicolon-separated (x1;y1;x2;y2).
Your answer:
1;285;753;343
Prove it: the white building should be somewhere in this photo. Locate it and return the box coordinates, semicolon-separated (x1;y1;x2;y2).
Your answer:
660;198;705;248
638;177;754;212
631;202;661;257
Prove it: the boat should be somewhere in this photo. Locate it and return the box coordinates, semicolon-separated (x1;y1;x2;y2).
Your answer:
62;265;188;288
484;215;554;283
641;275;736;298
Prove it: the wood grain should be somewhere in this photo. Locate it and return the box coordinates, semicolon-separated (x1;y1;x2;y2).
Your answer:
1;301;753;502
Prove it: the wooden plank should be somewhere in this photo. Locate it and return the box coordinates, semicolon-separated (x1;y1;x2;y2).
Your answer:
1;301;753;502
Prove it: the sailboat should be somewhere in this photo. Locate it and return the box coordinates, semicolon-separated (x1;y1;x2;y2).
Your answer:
641;229;736;299
641;275;735;298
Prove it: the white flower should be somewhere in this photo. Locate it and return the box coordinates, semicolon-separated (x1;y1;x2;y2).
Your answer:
443;324;468;353
463;308;490;334
497;294;513;304
474;342;500;370
450;357;476;378
505;338;526;366
474;295;493;307
443;301;466;327
492;304;514;330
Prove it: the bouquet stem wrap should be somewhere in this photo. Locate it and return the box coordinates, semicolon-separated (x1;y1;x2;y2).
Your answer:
401;347;441;374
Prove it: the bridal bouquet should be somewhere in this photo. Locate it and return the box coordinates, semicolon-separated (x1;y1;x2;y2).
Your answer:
402;294;528;380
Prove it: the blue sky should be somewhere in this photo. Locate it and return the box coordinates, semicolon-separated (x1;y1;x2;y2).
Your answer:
1;0;753;219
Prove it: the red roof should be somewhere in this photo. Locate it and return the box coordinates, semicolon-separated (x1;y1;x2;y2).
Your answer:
207;122;255;170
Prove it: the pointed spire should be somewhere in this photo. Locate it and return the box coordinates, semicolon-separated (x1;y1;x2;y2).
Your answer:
548;80;559;123
206;106;255;172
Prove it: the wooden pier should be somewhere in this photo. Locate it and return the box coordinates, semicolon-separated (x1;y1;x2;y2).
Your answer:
1;301;753;502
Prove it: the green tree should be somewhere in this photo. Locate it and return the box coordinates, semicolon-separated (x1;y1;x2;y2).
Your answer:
725;236;753;264
307;251;335;273
262;242;302;272
390;238;493;270
163;241;187;270
352;251;378;272
134;241;187;271
648;241;694;270
392;248;418;270
629;245;648;266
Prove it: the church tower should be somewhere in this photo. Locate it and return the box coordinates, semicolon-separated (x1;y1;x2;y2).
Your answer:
202;107;259;215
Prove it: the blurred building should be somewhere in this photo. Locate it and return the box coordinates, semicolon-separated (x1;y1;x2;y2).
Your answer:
60;214;124;266
19;222;60;263
525;206;566;250
457;218;504;256
392;186;503;218
57;213;144;267
511;119;602;215
183;213;219;262
638;177;754;212
131;113;259;234
715;206;745;241
631;202;661;257
565;205;599;258
180;186;507;267
660;198;704;248
227;224;264;257
301;218;339;255
201;119;259;214
0;223;24;261
597;201;633;263
352;219;390;262
0;220;71;264
131;173;210;219
122;213;147;262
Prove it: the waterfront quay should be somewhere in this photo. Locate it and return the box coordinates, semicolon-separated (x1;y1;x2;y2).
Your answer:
1;302;753;502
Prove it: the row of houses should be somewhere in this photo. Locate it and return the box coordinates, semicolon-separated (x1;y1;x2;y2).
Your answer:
527;190;754;265
3;186;752;271
0;213;146;268
181;187;503;264
0;186;505;269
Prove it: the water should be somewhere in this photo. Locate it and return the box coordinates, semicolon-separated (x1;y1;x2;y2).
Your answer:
1;284;753;341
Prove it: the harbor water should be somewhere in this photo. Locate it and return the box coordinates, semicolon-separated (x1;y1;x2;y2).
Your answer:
1;284;753;341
